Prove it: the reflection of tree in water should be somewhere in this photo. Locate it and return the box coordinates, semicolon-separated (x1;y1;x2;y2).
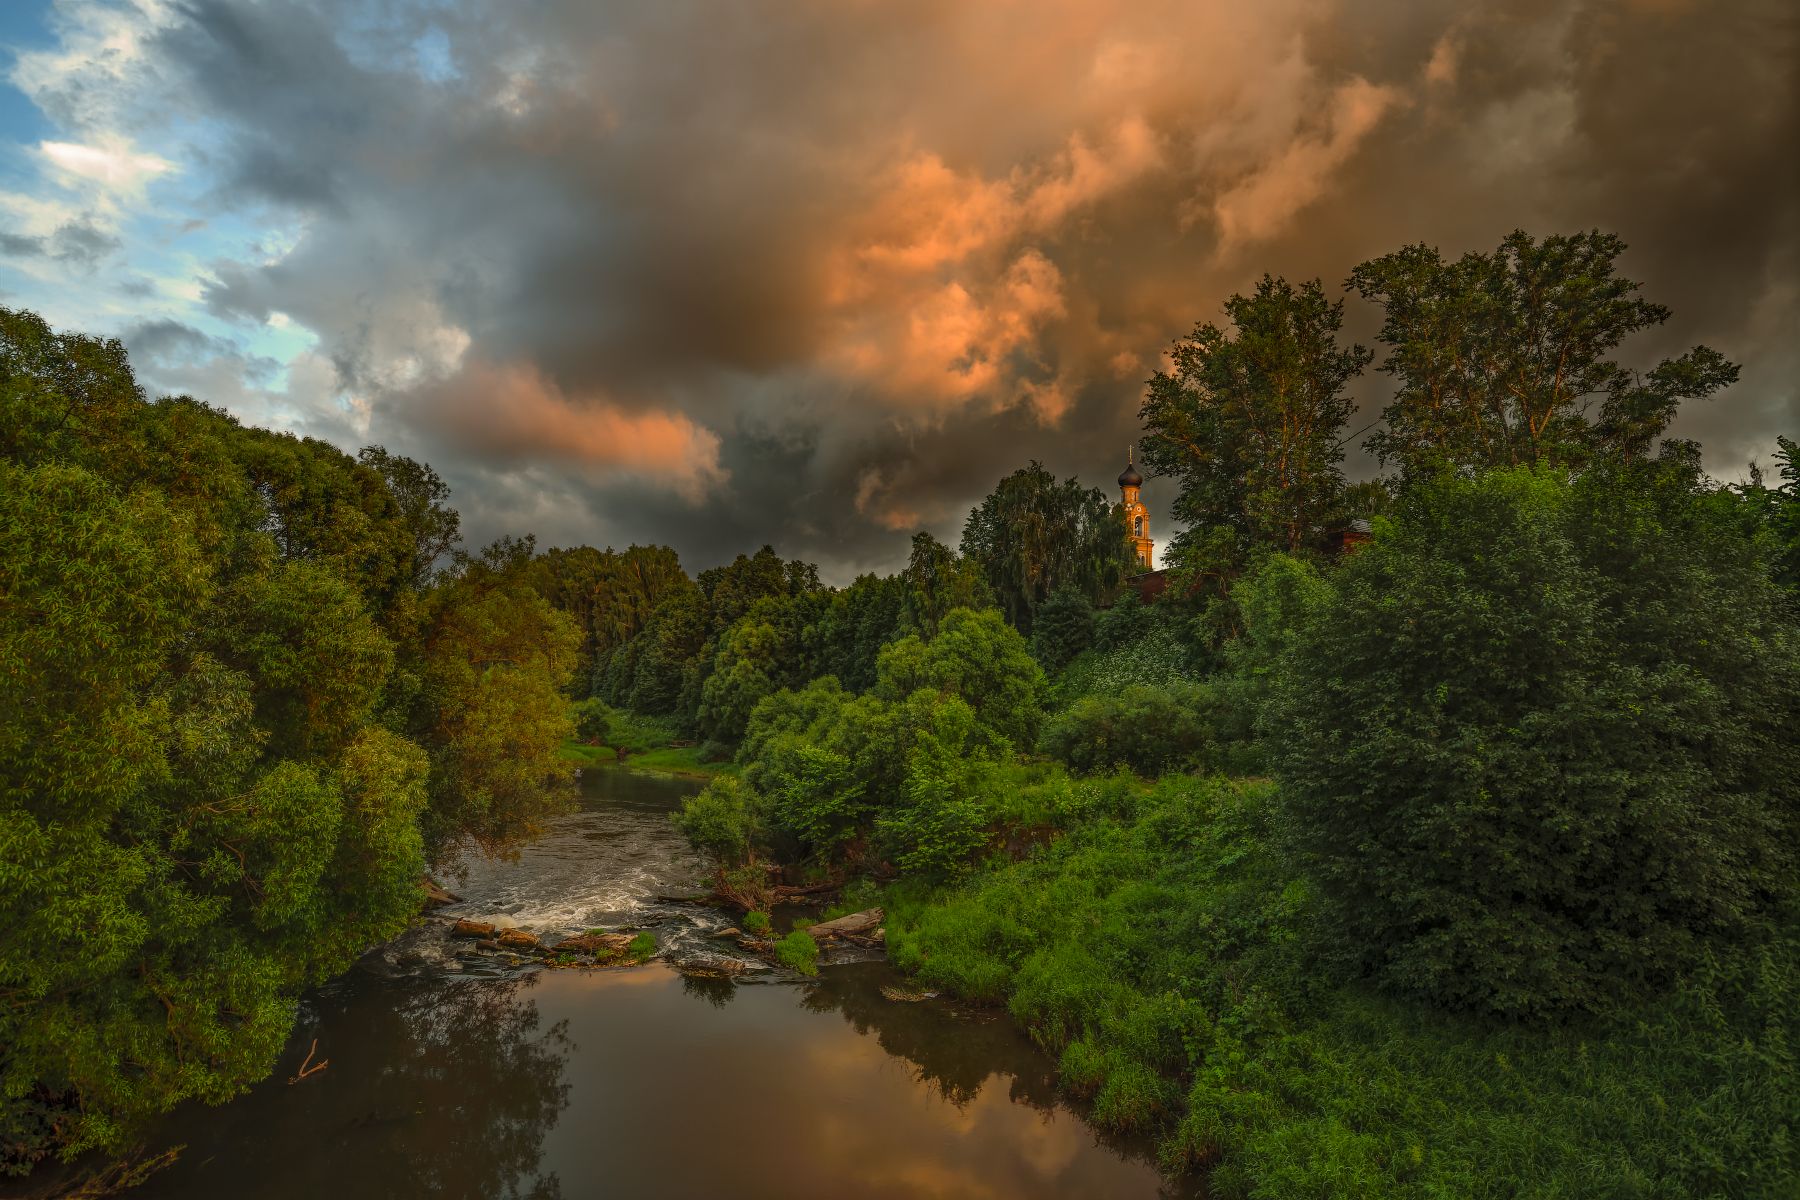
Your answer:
136;975;572;1200
797;964;1058;1110
796;964;1167;1172
374;977;572;1200
678;971;738;1009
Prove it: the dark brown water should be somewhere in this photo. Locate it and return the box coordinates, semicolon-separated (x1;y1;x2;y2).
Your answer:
114;769;1189;1199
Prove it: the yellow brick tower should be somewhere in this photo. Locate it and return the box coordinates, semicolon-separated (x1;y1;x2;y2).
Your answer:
1119;447;1152;569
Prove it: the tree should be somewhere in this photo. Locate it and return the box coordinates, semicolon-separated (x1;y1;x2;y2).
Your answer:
901;532;989;637
587;544;694;669
960;463;1134;631
0;306;590;1170
815;572;906;691
413;544;582;861
1030;586;1095;672
1735;436;1800;595
357;446;461;588
1139;276;1369;594
875;607;1048;752
1348;230;1738;478
1271;464;1800;1017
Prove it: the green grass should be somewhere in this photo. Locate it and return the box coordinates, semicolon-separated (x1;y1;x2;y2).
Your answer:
775;930;820;976
558;703;739;778
884;772;1800;1198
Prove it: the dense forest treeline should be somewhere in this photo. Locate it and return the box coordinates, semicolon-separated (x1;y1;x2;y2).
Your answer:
4;229;1798;1195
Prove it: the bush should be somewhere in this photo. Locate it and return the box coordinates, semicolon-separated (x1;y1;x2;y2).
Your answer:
743;910;772;936
571;697;613;744
1273;465;1800;1017
775;930;820;976
671;775;763;864
1039;682;1219;777
1093;590;1152;651
1054;623;1200;705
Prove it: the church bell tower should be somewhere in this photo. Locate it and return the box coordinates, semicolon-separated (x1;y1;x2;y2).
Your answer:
1119;447;1152;569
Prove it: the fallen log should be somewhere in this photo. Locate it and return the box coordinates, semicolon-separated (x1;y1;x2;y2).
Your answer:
421;876;462;907
804;907;883;940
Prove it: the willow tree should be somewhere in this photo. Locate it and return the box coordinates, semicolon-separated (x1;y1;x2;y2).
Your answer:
1348;229;1738;478
1139;275;1369;593
960;463;1134;632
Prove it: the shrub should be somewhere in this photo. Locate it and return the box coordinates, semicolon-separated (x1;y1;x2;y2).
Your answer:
671;775;763;864
571;697;612;744
1272;465;1800;1016
1039;682;1218;777
1093;589;1152;651
775;930;820;976
742;910;772;937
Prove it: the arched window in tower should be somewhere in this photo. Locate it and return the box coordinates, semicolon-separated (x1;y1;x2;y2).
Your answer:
1134;516;1143;537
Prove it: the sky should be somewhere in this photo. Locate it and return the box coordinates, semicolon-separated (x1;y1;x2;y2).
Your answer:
0;0;1794;581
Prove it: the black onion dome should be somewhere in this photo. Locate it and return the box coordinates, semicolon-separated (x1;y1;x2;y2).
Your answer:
1118;462;1143;488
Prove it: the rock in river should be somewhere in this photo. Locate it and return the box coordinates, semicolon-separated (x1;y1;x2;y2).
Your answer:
452;919;495;938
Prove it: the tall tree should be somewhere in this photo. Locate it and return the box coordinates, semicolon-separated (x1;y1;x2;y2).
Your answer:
960;463;1134;632
1348;229;1738;477
1139;275;1369;593
357;446;462;588
901;532;990;637
1271;461;1800;1016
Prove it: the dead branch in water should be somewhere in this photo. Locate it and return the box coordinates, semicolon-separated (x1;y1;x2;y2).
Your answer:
286;1038;329;1084
23;1145;183;1199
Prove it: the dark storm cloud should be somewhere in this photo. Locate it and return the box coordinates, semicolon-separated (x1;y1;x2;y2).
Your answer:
109;0;1798;577
0;218;121;267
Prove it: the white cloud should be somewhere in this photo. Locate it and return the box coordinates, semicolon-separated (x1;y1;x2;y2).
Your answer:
40;138;175;194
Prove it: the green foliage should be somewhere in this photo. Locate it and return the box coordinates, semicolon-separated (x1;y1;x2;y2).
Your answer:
1039;683;1219;778
1273;464;1800;1016
900;531;991;638
672;775;765;864
1054;623;1200;706
874;607;1047;751
814;572;906;690
413;548;581;862
1349;229;1738;479
960;462;1135;631
1737;434;1800;595
775;930;821;976
889;775;1800;1197
0;307;577;1169
1029;586;1094;672
742;911;772;936
1140;275;1369;593
626;932;658;961
1092;589;1152;651
571;697;612;744
1207;552;1331;767
677;610;1044;876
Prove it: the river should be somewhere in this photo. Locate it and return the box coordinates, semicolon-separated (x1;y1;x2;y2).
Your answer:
123;767;1194;1199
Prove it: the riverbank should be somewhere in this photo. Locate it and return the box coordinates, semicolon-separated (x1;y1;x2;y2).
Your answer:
877;770;1800;1198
